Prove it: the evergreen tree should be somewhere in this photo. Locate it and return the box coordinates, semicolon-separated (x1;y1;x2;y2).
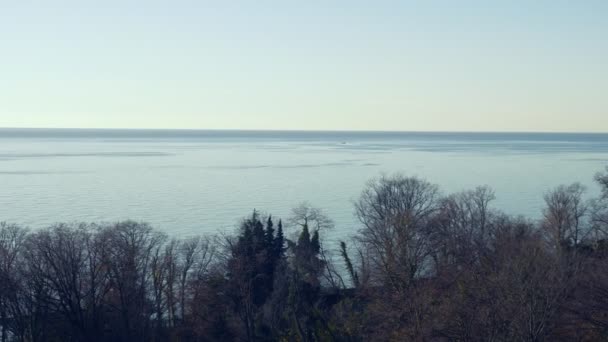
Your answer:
311;229;320;255
275;220;285;258
265;215;275;249
253;214;266;253
287;222;330;340
297;222;311;254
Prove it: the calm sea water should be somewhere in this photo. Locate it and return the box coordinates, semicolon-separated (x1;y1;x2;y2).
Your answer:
1;128;607;243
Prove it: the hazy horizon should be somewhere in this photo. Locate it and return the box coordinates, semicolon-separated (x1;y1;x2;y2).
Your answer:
2;1;608;132
2;126;608;135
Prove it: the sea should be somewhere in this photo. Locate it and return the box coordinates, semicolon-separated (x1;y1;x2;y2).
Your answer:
1;128;607;244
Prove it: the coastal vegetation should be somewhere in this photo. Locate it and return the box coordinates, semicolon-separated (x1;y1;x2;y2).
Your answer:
1;167;608;341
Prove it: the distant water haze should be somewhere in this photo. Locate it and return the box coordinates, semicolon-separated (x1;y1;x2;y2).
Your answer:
1;128;607;244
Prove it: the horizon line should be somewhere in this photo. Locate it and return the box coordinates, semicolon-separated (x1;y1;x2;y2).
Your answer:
1;126;608;135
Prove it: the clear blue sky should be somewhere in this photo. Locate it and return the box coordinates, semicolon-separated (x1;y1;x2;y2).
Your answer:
1;1;607;131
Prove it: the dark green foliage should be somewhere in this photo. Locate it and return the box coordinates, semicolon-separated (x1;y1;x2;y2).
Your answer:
297;223;311;252
265;215;274;250
311;229;320;255
275;219;285;258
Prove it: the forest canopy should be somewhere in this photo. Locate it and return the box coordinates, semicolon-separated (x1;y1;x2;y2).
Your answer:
1;167;608;341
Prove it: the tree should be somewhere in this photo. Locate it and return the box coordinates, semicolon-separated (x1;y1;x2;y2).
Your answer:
429;186;497;272
596;167;608;199
23;223;113;341
286;222;329;341
590;168;608;241
339;241;359;288
542;183;589;251
178;235;216;323
226;211;283;341
100;221;167;342
274;220;285;259
288;203;344;289
354;174;440;290
3;167;608;341
150;239;170;339
436;217;573;341
0;223;28;342
289;202;334;233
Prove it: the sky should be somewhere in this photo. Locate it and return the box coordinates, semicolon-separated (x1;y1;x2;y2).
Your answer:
1;1;607;132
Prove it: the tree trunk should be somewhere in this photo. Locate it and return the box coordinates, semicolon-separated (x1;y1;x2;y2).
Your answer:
1;302;7;342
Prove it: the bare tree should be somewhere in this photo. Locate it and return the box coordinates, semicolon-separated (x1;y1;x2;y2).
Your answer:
430;186;497;271
354;174;441;291
351;175;441;340
0;223;28;342
491;221;575;341
23;223;112;341
542;183;589;250
150;239;169;339
100;221;167;341
434;218;573;341
589;168;608;241
289;202;334;233
178;235;216;322
596;167;608;199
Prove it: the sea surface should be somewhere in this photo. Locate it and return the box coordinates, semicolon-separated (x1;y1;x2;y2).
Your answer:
1;128;607;244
